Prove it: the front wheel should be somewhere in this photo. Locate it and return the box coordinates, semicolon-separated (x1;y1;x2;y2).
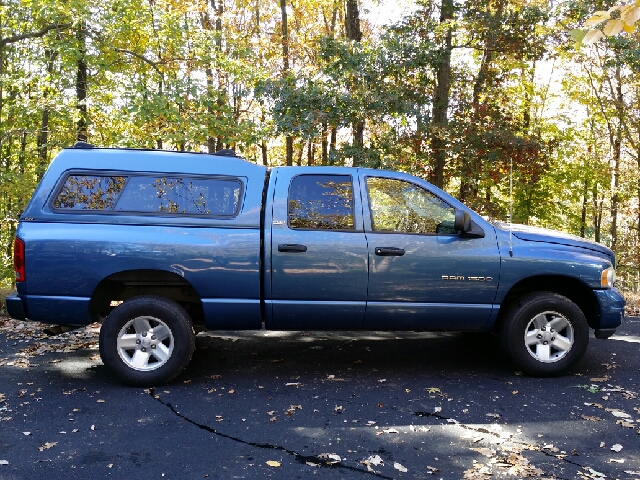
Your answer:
500;293;589;377
99;296;195;386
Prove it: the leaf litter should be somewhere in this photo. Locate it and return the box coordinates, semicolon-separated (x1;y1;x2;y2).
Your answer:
0;318;99;368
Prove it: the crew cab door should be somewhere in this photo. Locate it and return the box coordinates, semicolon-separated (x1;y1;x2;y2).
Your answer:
361;172;500;330
265;168;368;329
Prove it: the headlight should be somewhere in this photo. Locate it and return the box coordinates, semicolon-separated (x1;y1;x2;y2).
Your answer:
601;266;616;288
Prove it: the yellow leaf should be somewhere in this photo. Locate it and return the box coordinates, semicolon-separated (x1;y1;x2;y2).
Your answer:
585;11;610;27
38;442;57;451
624;23;635;33
583;29;604;44
603;19;624;36
622;5;640;24
266;461;281;467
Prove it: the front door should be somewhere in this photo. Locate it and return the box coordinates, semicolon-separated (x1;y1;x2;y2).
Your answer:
362;174;500;330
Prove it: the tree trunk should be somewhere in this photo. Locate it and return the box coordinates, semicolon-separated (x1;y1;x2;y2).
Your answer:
580;178;588;238
261;139;268;166
76;23;88;142
345;0;362;41
296;140;304;166
610;135;620;251
459;0;504;201
280;0;293;166
429;0;453;189
345;0;364;166
321;123;329;165
38;49;57;178
307;138;315;166
330;126;337;164
609;67;624;252
593;185;602;243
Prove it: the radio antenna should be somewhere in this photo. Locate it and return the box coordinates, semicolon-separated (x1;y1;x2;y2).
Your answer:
509;157;513;257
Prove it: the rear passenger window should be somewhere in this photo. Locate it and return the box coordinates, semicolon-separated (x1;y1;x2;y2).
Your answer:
52;174;242;217
288;174;354;230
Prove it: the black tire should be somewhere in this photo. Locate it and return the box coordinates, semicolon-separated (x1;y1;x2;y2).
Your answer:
99;296;195;387
500;292;589;377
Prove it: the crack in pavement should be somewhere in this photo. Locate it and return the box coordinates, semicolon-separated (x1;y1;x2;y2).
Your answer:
148;388;394;479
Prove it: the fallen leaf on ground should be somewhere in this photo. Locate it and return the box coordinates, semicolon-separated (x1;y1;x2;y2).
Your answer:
617;420;635;428
610;410;631;419
266;461;280;467
394;462;408;472
360;455;383;473
471;447;495;457
611;444;623;452
38;442;57;451
318;453;341;464
581;415;601;422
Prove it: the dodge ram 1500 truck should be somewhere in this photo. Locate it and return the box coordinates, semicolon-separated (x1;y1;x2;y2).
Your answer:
6;144;626;386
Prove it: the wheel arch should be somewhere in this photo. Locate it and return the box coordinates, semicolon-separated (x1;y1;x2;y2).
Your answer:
494;275;599;332
89;269;204;326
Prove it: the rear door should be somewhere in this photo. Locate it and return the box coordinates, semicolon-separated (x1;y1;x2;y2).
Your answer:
266;168;368;329
362;172;500;330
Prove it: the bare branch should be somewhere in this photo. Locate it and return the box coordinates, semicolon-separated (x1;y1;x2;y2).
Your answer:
0;23;72;48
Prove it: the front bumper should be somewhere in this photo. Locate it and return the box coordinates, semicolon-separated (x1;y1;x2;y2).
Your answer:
5;292;26;320
594;287;625;334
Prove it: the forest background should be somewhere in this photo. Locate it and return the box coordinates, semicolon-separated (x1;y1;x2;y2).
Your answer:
1;0;639;302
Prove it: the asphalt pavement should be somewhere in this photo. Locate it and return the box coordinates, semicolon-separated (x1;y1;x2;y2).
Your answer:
1;316;639;479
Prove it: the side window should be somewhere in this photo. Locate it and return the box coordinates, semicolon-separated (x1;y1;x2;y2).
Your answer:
116;177;241;216
288;174;355;230
366;177;456;234
53;174;242;217
53;175;126;210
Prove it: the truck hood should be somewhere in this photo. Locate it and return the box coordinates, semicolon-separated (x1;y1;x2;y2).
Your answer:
493;222;615;264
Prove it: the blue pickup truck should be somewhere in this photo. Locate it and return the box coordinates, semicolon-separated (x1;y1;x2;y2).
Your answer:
6;145;625;385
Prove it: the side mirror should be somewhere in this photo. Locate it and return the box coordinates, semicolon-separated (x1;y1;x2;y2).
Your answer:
454;210;471;233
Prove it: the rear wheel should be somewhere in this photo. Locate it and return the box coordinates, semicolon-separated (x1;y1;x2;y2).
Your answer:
99;296;195;386
500;292;589;376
